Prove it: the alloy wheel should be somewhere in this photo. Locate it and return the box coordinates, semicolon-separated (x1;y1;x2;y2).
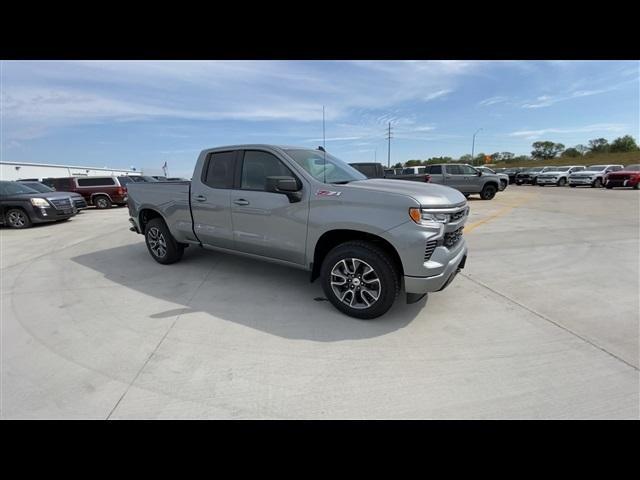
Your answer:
7;210;26;227
330;258;381;309
147;227;167;258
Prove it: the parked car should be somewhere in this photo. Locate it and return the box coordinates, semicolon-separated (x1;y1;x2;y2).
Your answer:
475;166;508;191
423;164;501;199
127;145;469;319
604;164;640;189
1;181;77;228
41;176;128;209
515;166;557;185
536;166;585;187
17;180;88;210
501;167;525;184
349;162;431;182
568;165;624;188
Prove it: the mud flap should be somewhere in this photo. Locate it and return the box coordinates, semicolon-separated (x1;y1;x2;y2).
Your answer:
406;292;428;304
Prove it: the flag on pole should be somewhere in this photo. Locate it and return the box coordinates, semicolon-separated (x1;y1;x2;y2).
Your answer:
162;161;168;177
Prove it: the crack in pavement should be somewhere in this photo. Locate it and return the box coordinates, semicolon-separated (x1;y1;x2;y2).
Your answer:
460;272;639;372
105;257;221;420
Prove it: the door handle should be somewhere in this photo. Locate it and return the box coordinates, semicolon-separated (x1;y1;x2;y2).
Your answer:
233;199;250;206
194;195;207;202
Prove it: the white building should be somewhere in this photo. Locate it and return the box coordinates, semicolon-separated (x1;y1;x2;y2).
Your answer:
0;161;141;181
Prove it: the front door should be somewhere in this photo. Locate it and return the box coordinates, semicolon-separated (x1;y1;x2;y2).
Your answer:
230;150;309;265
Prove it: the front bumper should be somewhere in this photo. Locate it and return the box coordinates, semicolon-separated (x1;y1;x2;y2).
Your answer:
404;242;468;294
537;177;559;184
31;205;76;223
606;178;639;188
568;177;594;185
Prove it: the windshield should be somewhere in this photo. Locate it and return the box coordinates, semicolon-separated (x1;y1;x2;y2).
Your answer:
528;168;543;172
0;181;40;196
623;164;640;171
554;167;571;172
284;149;367;184
21;182;54;192
585;165;606;171
118;176;134;185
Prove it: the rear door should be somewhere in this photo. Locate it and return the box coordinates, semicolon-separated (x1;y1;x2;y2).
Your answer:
229;149;309;265
190;150;236;250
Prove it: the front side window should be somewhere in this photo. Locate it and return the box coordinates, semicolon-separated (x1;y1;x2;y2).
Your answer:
429;165;442;174
241;150;294;191
0;181;39;196
203;151;236;189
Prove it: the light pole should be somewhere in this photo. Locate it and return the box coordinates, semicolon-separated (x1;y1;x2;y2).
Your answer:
471;128;483;165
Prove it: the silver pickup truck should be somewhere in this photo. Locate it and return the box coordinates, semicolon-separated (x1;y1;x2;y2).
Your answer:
422;164;501;200
127;145;469;319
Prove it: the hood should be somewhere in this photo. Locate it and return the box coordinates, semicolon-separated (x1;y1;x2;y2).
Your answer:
343;178;466;208
608;169;640;175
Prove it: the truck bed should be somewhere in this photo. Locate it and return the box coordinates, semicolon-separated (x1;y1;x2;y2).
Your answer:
126;181;197;243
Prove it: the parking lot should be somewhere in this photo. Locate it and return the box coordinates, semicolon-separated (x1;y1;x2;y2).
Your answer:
1;185;638;419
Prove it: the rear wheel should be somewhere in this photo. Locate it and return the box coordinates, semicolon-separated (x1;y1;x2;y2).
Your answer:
144;218;184;264
480;184;497;200
5;208;32;229
592;178;603;188
499;179;507;191
569;184;576;188
321;241;399;319
557;177;567;186
93;195;112;209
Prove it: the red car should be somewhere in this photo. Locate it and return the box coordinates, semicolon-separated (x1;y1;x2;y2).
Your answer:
605;164;640;190
42;176;129;209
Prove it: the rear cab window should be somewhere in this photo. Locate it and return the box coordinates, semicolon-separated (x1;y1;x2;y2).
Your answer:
202;151;236;189
77;177;116;187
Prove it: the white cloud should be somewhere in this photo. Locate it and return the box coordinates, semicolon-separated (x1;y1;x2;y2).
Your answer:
478;96;508;107
423;89;452;102
509;123;627;139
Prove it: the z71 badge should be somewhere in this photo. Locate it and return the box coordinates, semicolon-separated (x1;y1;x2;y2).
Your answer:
316;190;342;196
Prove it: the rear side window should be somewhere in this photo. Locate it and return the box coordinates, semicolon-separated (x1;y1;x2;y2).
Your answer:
203;151;236;189
77;177;116;187
241;150;294;191
429;165;442;174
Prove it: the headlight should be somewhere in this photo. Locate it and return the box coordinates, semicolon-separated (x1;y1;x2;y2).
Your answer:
409;208;449;225
30;198;50;207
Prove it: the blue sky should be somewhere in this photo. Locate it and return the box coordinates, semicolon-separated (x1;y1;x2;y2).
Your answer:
1;60;638;178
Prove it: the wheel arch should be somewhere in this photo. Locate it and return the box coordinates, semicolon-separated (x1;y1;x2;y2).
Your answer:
310;229;404;283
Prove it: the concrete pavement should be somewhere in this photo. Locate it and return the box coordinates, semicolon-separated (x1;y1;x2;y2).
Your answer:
1;186;638;419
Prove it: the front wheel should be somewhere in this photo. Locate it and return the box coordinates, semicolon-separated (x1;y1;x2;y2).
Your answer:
144;218;184;264
499;179;507;191
5;208;32;229
569;184;576;188
321;241;399;319
557;178;567;187
592;178;603;188
480;184;497;200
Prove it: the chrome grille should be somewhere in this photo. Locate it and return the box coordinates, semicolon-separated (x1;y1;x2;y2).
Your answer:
450;207;468;222
48;197;72;210
444;227;464;248
424;240;437;261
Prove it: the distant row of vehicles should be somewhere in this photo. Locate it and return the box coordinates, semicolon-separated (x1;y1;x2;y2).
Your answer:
350;162;503;200
494;164;640;189
0;175;188;229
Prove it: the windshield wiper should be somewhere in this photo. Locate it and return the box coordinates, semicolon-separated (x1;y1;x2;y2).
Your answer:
330;180;352;184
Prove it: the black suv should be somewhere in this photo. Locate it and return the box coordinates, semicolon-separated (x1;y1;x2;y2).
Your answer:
1;181;77;228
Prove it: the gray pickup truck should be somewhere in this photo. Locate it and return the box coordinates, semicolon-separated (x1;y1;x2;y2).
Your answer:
422;164;501;200
127;145;468;319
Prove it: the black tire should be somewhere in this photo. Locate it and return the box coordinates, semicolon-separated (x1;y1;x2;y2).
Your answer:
320;241;399;320
144;218;184;264
605;185;613;189
569;184;576;188
5;208;32;229
539;184;545;187
480;184;497;200
592;178;603;188
558;177;567;187
499;179;507;191
634;184;639;190
93;195;112;209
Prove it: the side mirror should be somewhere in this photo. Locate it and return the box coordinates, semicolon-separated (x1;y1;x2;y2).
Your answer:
265;176;302;203
477;171;482;176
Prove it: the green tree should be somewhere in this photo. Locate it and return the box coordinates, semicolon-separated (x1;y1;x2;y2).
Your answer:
588;138;609;153
405;159;423;167
562;147;581;158
500;152;515;162
392;162;403;169
531;141;564;160
610;135;639;153
458;154;472;163
575;144;588;156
